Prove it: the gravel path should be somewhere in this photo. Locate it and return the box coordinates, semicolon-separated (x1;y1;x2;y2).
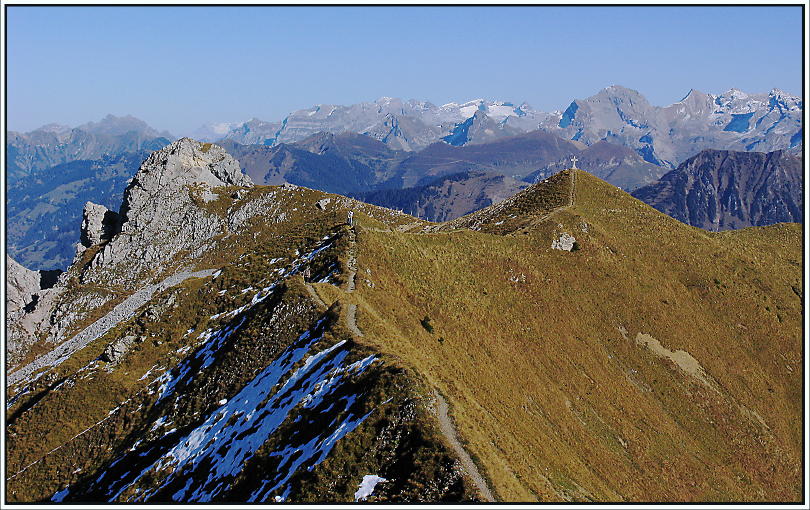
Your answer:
344;224;492;499
345;228;358;293
345;304;364;338
8;269;218;386
343;227;364;337
303;283;327;309
434;390;496;502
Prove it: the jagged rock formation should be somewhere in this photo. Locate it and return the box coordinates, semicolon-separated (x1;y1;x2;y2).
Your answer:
6;256;64;366
631;148;803;230
81;202;121;247
7;256;42;316
88;138;253;286
541;85;802;167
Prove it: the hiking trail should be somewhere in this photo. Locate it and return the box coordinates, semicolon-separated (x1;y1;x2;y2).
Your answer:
434;390;496;502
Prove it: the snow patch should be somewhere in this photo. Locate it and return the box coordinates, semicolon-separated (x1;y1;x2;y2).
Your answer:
355;475;388;501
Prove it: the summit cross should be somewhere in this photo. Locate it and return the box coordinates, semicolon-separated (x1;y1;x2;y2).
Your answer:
571;156;579;168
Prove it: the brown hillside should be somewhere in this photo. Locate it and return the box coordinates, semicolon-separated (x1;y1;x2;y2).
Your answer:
345;169;802;501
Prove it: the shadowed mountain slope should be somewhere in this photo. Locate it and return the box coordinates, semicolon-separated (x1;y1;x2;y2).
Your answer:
631;148;803;230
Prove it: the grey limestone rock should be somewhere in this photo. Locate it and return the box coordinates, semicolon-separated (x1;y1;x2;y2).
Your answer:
7;255;40;315
120;137;252;224
81;202;121;246
101;335;137;363
81;138;253;286
551;232;577;251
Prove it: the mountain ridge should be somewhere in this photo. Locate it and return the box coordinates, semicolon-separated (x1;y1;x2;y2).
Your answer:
5;140;802;502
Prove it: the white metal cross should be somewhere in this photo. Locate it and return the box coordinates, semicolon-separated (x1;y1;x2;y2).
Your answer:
571;155;579;168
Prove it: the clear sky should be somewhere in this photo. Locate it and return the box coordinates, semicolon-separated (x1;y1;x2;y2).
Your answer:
7;5;804;136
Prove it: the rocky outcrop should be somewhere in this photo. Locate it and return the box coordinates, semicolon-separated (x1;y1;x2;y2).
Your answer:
119;138;252;224
6;256;64;367
101;335;138;363
632;148;803;230
551;232;577;251
7;256;41;315
81;202;121;247
81;139;252;287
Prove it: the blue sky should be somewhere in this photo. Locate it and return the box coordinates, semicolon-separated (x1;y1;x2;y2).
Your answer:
7;5;803;135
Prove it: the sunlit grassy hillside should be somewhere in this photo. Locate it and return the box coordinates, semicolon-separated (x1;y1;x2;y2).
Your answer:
343;169;802;501
7;169;802;503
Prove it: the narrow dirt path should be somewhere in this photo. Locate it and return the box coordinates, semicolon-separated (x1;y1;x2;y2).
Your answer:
395;221;425;233
529;168;578;226
434;390;496;502
345;304;364;338
343;227;363;337
303;282;327;309
345;228;358;293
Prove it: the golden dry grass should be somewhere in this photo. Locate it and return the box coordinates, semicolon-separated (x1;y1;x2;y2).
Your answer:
347;170;802;502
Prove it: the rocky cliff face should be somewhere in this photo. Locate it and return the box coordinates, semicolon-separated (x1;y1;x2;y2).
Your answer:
79;139;250;291
6;256;63;366
7;256;42;316
631;148;803;230
541;86;802;168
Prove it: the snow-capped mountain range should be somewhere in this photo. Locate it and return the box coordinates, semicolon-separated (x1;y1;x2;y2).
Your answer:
192;86;802;167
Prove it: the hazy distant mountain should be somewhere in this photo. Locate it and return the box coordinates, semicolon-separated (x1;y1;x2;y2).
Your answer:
222;130;585;193
199;87;801;167
206;97;556;151
524;140;667;191
7;115;172;183
352;170;528;222
540;85;802;167
220;133;404;195
389;130;585;188
7;151;149;270
631;148;802;230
